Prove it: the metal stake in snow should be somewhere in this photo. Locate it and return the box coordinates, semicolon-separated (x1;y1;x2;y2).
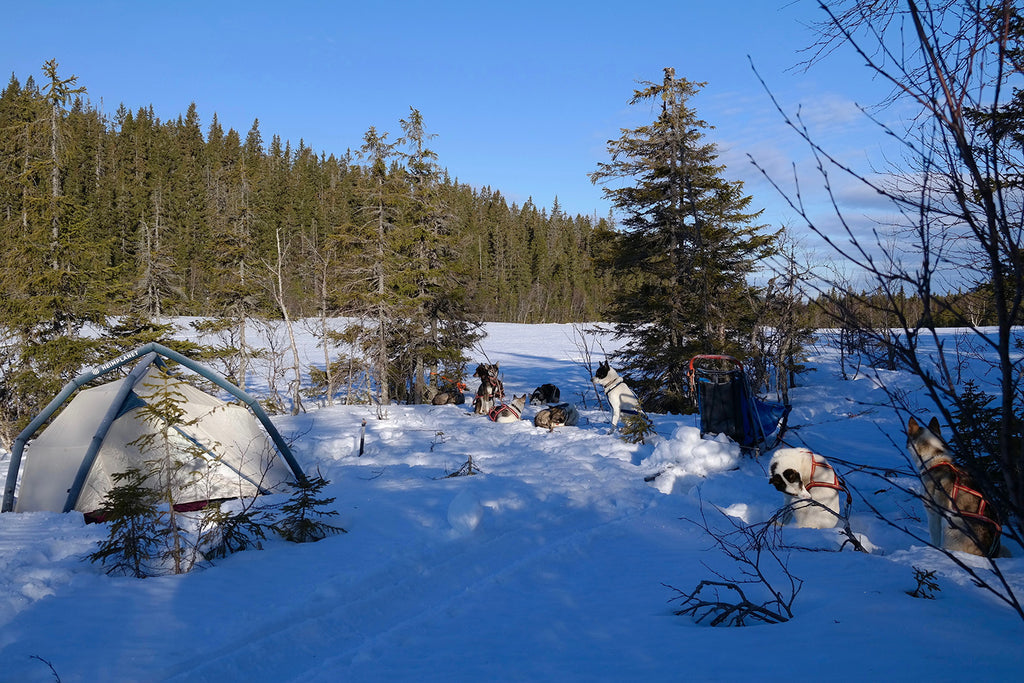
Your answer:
358;419;366;456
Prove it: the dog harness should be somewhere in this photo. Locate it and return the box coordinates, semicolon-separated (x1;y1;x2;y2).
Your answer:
923;461;1002;549
476;375;504;400
602;378;639;415
488;401;522;422
805;457;852;507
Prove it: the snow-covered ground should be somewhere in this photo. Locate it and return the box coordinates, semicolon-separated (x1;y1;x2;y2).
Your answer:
1;321;1022;682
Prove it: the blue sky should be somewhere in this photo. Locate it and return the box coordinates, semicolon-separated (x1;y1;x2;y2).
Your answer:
4;0;896;257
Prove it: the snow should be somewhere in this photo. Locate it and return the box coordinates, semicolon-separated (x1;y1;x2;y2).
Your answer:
1;322;1022;682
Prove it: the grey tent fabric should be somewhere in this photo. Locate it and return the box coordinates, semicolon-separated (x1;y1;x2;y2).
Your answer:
6;348;301;514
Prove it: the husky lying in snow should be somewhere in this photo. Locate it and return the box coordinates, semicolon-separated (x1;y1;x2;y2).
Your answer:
768;447;846;529
592;361;642;433
425;383;466;405
907;416;1004;557
533;402;580;432
530;383;561;405
488;394;526;423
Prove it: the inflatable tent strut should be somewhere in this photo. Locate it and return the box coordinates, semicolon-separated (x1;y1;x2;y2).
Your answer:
2;343;306;513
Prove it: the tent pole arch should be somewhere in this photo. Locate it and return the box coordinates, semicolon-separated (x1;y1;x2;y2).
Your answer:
139;343;306;484
62;353;161;512
3;369;111;512
2;343;306;513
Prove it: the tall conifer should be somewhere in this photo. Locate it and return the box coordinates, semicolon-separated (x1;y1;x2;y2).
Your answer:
356;126;406;407
590;68;776;411
398;109;479;401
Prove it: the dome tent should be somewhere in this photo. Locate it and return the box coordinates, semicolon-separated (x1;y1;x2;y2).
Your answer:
2;343;305;515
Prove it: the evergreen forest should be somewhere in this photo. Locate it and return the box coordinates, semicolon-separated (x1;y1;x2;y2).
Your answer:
0;63;619;439
0;68;612;326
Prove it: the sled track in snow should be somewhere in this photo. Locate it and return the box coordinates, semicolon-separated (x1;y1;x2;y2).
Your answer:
158;500;651;681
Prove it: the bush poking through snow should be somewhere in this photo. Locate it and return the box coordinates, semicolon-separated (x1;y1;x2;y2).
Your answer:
444;454;482;478
668;580;795;627
618;412;656;444
907;566;941;600
666;501;802;626
200;500;274;559
273;472;347;543
88;468;162;578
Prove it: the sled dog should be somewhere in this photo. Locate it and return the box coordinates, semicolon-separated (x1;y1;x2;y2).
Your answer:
592;361;642;433
489;394;526;423
534;402;580;432
907;416;1003;557
472;363;503;415
426;382;466;405
768;447;846;529
530;383;561;405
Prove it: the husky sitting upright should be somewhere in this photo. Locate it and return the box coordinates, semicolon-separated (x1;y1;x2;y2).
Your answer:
489;394;526;423
768;447;846;529
592;361;642;433
472;363;504;415
907;416;1003;557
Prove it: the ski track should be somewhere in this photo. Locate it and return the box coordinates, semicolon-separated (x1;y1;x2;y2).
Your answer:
158;505;647;681
148;402;667;681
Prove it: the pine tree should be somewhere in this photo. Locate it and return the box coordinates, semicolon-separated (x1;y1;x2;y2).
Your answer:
355;126;407;408
169;102;208;304
130;367;209;574
590;68;777;412
41;59;86;264
87;468;161;578
397;109;480;402
273;472;346;543
0;62;105;441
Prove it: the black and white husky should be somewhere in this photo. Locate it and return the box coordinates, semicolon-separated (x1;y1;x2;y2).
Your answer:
530;383;561;405
592;361;642;433
768;447;846;529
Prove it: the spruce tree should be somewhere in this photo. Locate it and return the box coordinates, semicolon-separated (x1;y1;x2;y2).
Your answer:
87;468;161;578
0;62;105;441
590;68;777;412
355;126;407;408
398;108;480;402
130;367;208;574
273;472;346;543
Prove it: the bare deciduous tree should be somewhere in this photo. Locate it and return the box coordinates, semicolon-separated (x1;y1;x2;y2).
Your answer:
753;0;1024;543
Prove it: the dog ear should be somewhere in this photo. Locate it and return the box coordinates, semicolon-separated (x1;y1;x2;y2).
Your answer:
927;416;941;436
907;416;921;437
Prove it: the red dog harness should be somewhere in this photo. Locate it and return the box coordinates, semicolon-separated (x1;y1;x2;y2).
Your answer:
924;461;1002;537
488;401;522;422
476;375;504;400
805;457;852;507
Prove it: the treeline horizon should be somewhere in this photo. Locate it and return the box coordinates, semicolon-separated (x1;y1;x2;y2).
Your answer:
0;67;614;327
2;65;1001;334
